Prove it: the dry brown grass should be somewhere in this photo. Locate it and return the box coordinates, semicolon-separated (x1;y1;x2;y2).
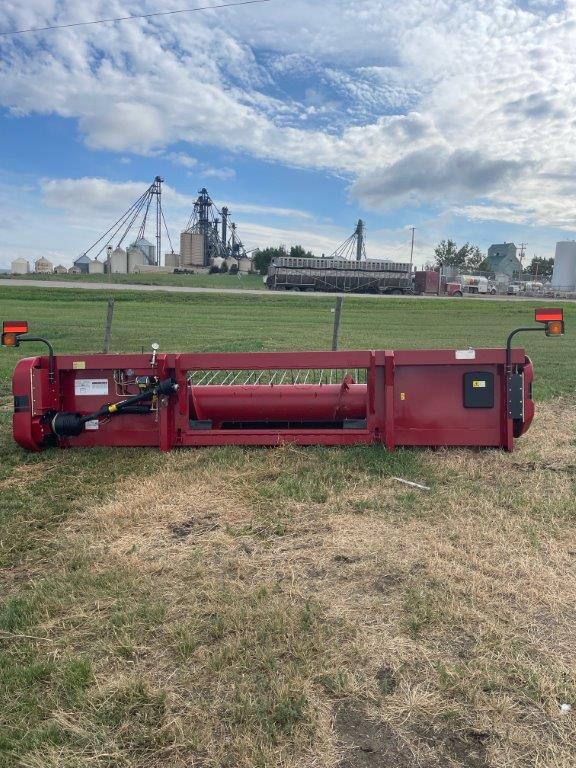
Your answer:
14;400;576;768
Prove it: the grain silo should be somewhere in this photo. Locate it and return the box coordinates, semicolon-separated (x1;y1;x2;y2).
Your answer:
127;245;147;273
73;254;91;274
165;252;181;269
180;232;205;268
34;257;54;274
89;259;105;275
110;247;127;274
552;241;576;288
11;257;30;275
133;237;156;266
238;257;252;274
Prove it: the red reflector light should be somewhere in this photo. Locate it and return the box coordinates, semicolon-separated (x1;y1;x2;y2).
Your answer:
2;321;29;334
535;308;564;323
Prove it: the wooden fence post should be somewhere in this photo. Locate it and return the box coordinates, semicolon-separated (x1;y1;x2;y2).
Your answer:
103;298;115;353
331;296;343;351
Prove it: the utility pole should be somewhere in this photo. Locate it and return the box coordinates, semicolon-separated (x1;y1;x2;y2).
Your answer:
221;207;229;255
356;219;364;261
409;227;415;273
518;242;527;263
153;176;163;267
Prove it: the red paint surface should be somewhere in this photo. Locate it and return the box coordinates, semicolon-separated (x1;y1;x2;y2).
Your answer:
11;347;533;452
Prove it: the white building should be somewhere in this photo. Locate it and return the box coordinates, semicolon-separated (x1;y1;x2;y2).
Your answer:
11;257;30;275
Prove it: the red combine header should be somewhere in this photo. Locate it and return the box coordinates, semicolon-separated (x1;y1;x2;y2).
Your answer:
2;310;564;453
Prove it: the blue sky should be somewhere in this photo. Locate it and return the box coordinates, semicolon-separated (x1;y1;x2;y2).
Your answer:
1;0;575;269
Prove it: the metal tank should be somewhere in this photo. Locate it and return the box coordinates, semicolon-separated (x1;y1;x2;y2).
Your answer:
133;238;156;265
165;252;180;269
88;259;105;274
34;258;53;274
110;247;127;274
127;246;147;274
11;258;30;275
552;241;576;288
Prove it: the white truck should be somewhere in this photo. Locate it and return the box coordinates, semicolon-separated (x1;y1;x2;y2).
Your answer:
458;275;496;295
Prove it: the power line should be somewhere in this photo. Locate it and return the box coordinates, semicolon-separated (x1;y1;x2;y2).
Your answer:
0;0;273;37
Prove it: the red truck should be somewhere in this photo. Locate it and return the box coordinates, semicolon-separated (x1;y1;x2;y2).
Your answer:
413;270;463;296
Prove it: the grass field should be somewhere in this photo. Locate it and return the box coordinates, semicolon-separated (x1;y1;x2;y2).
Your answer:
1;286;575;768
0;271;266;290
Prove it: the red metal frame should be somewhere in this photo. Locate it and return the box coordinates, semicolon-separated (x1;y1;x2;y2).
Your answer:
11;346;533;453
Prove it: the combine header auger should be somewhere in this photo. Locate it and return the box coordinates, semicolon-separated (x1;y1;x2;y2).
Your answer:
2;310;564;454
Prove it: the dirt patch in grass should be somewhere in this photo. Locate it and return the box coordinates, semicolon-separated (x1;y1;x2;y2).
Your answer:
2;401;576;767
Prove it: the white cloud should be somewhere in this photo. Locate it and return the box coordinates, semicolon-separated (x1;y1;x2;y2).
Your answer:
39;177;314;222
0;0;576;232
198;166;236;181
165;152;198;169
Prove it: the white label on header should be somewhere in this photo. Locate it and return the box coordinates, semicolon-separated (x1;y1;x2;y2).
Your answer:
75;379;109;396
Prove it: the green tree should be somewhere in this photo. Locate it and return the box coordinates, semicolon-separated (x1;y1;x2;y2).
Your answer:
434;240;485;271
253;246;287;275
458;243;484;270
434;239;458;267
528;256;554;280
289;245;314;259
252;244;315;275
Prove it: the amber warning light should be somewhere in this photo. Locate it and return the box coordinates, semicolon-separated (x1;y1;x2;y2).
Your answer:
535;308;564;337
1;321;29;347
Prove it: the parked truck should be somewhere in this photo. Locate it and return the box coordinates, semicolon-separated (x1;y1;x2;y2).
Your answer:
459;275;496;295
266;259;497;297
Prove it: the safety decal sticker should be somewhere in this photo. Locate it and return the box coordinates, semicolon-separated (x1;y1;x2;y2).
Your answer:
74;379;109;396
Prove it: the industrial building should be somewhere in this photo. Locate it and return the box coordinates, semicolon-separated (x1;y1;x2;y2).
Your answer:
486;243;523;280
77;179;252;275
174;188;250;272
552;241;576;289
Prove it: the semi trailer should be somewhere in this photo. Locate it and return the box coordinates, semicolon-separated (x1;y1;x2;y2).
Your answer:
266;256;413;294
266;260;495;297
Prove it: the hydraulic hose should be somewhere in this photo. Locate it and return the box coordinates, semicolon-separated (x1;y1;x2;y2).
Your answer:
50;379;178;438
